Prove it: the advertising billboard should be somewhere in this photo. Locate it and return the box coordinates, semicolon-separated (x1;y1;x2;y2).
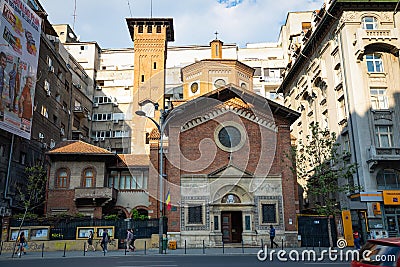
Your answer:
0;0;41;139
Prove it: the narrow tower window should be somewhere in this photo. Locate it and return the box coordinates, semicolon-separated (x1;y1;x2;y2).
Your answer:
153;62;157;69
141;75;145;83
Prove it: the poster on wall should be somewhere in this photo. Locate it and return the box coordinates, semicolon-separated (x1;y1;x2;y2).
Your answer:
29;227;49;240
10;228;28;241
0;0;41;139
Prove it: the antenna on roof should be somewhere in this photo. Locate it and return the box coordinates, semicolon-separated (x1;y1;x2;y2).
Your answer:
127;0;132;17
150;0;153;18
72;0;77;30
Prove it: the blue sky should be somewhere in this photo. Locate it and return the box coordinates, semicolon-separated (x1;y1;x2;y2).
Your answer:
40;0;324;49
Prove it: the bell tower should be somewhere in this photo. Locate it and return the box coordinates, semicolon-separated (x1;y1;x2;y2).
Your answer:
126;18;174;154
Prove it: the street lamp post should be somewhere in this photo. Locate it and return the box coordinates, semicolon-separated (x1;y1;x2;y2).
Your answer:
135;108;177;254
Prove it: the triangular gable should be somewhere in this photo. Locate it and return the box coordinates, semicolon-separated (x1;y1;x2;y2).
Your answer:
208;165;253;178
167;84;300;133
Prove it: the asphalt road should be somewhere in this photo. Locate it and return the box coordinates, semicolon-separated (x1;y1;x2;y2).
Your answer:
0;254;351;267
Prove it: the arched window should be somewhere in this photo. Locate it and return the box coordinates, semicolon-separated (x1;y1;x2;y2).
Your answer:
56;168;69;188
83;168;95;188
362;16;378;30
377;169;400;189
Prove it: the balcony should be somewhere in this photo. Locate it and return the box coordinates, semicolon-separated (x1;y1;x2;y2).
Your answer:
258;76;283;84
354;28;400;59
74;187;118;206
73;106;89;119
367;146;400;172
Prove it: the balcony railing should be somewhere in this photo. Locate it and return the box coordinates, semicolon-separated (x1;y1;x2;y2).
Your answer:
73;106;89;118
74;187;118;203
367;146;400;172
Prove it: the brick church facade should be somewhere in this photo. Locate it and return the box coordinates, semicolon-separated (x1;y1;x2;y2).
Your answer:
149;85;300;247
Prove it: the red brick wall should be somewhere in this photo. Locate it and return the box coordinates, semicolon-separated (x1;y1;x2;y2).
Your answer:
46;190;77;216
156;111;299;232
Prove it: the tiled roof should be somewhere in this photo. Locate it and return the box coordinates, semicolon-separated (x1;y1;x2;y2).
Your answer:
149;128;160;140
48;140;113;155
117;154;150;167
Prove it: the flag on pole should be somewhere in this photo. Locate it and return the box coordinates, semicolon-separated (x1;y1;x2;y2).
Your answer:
166;189;171;211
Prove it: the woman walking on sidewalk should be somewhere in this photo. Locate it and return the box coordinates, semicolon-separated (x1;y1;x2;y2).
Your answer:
86;230;95;252
15;232;27;256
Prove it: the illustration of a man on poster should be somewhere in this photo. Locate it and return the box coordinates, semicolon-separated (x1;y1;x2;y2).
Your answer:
18;75;33;131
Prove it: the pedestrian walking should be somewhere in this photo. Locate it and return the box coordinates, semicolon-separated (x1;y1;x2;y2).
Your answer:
86;230;95;252
353;230;361;250
15;231;27;256
269;225;279;248
100;229;109;253
126;229;135;252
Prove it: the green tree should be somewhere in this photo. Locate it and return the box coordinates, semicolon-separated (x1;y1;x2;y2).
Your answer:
292;122;358;246
12;164;47;257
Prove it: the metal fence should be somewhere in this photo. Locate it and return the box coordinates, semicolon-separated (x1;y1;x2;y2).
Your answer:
10;217;167;248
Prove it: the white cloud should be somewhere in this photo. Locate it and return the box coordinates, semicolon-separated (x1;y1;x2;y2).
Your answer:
40;0;324;48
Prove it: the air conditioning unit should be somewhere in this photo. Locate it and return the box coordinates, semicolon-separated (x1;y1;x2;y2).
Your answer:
46;90;51;97
94;137;99;142
60;128;65;136
49;139;56;149
99;137;105;141
96;86;102;90
113;119;119;124
48;66;54;73
259;76;265;82
93;103;99;108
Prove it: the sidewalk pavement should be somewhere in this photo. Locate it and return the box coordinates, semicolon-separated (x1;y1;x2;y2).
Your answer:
0;246;358;260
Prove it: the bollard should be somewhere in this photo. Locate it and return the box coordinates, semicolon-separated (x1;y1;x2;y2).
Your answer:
63;243;67;257
144;241;147;255
319;241;321;253
203;240;205;254
0;241;3;255
281;239;284;249
84;242;86;256
261;239;263;249
124;240;127;255
184;240;186;255
242;240;244;254
42;243;44;258
222;240;224;254
313;237;315;251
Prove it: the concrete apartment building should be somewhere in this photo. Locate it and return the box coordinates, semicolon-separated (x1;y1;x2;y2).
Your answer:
278;0;400;239
0;1;92;219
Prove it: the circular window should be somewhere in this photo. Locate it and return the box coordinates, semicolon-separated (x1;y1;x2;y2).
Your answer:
190;82;199;93
214;78;226;88
214;122;246;152
218;126;241;148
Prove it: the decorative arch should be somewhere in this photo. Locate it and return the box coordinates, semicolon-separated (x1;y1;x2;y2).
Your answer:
131;206;149;219
364;43;399;56
212;184;253;204
105;206;129;219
